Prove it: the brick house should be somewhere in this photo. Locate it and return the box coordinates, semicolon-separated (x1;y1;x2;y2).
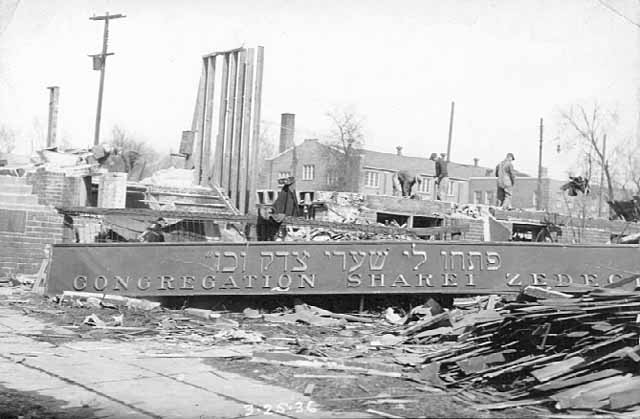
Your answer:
259;139;491;203
468;176;565;210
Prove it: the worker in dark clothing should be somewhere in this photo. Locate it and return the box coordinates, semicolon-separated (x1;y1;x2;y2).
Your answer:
393;170;422;197
430;153;448;200
256;177;300;241
272;177;301;219
138;221;165;242
496;153;516;209
561;176;590;196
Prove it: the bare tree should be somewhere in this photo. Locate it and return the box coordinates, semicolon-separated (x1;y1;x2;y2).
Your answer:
325;107;364;191
612;136;640;198
30;117;46;152
0;125;16;154
109;125;170;177
255;126;276;188
559;103;616;205
111;125;154;155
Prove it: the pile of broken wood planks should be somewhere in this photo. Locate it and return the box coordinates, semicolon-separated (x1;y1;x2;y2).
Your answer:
407;285;640;415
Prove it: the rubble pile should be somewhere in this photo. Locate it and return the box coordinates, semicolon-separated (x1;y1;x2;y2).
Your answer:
139;167;196;188
6;281;640;417
399;286;640;415
284;225;417;241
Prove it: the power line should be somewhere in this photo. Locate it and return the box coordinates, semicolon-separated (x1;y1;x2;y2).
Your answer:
597;0;640;29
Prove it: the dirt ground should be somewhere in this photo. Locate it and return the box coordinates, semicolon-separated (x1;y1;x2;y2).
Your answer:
0;384;100;419
0;288;544;419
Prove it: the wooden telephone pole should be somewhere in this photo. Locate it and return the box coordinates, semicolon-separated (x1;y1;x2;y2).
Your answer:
89;12;125;146
536;118;544;210
446;101;455;162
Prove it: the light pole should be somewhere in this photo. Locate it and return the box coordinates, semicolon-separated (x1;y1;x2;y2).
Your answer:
89;12;125;146
536;118;544;210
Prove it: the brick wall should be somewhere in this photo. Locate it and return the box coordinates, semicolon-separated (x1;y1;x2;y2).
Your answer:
464;218;485;241
365;195;452;216
25;169;90;208
0;209;63;277
26;169;66;207
558;226;624;244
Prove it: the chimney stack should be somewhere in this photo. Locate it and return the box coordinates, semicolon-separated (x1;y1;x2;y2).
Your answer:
279;113;295;153
396;146;403;156
473;158;479;167
46;86;60;148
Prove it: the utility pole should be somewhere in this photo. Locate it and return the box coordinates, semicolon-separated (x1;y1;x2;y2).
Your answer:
446;101;455;162
46;86;60;148
536;118;544;211
89;12;125;146
598;134;607;217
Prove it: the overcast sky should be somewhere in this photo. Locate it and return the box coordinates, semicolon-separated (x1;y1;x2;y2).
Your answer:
1;0;639;178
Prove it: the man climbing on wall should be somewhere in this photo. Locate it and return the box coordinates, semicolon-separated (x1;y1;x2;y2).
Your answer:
496;152;516;210
392;170;422;197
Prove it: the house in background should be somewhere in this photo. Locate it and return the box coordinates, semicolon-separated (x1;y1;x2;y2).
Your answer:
468;172;617;218
468;175;565;210
259;136;493;203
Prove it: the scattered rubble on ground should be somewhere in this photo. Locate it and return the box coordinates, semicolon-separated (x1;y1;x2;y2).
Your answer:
139;167;196;188
284;225;418;241
4;282;640;418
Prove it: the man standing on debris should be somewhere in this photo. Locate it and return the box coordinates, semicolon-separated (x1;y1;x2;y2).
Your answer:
257;176;300;241
430;153;448;200
496;152;516;209
138;220;165;242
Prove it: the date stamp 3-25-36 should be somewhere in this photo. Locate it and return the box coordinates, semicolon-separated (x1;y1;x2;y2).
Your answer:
242;401;318;416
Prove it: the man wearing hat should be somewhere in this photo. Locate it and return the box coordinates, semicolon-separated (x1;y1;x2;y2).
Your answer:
430;153;448;200
496;153;516;210
138;219;165;242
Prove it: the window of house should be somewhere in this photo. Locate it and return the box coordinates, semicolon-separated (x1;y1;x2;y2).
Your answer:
418;177;431;193
473;191;482;204
302;165;315;181
364;171;380;188
485;191;494;205
278;171;291;179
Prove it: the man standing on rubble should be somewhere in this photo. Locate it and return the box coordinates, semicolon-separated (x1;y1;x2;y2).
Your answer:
430;153;448;200
138;220;165;242
496;152;516;210
257;176;300;241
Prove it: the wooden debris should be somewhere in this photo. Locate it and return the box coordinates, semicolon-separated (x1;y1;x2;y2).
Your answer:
523;286;573;299
530;357;584;383
392;286;640;413
303;383;315;396
609;382;640;409
61;291;160;310
533;369;622;392
474;399;546;410
365;408;405;419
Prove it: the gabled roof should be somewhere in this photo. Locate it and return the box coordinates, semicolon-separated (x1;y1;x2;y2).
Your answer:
362;149;492;179
265;140;518;179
